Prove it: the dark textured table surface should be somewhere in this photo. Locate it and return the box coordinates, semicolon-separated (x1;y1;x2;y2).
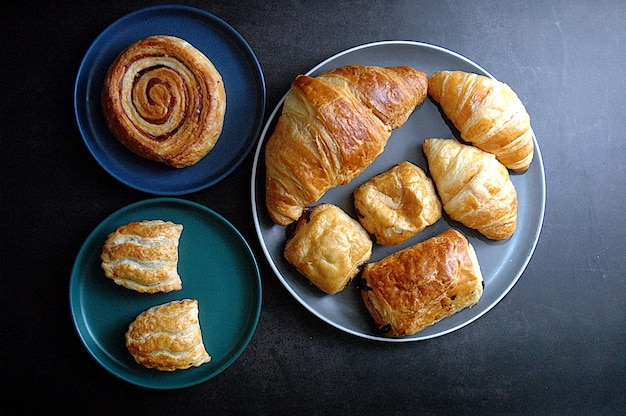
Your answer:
3;1;625;414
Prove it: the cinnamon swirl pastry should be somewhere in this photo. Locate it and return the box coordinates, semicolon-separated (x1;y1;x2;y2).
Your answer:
101;35;226;168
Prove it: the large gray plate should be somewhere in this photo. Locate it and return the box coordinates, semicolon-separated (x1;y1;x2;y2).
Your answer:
251;41;545;342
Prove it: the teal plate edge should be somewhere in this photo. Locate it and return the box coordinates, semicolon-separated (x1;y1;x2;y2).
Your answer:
69;197;262;389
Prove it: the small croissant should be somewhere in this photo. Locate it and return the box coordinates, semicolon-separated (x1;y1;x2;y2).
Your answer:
265;65;428;226
423;138;517;240
428;70;534;172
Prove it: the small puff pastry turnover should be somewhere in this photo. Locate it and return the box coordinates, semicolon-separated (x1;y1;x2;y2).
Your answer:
428;70;534;172
101;220;183;293
423;138;518;240
125;299;211;371
359;229;483;337
353;161;442;246
284;203;372;295
102;35;226;168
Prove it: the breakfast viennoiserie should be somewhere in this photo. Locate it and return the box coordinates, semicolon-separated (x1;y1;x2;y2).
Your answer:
101;35;226;168
353;161;442;246
101;220;183;293
125;299;211;371
265;64;428;226
428;70;534;172
260;63;533;336
284;203;373;295
423;138;518;240
359;229;483;337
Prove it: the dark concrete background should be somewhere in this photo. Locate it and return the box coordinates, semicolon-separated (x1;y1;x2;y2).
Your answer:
2;1;624;414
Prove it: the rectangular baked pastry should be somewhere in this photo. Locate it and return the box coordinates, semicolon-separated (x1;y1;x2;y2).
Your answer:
284;203;372;295
359;228;483;337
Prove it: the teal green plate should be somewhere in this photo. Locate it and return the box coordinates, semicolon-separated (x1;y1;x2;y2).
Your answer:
69;198;261;389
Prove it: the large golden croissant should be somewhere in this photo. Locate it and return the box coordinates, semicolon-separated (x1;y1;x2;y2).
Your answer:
428;70;533;172
265;65;428;226
423;138;517;240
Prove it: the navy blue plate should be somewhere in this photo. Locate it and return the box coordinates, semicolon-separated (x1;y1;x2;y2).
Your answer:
74;5;265;195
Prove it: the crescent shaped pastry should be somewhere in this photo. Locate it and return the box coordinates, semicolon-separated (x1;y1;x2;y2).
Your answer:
125;299;211;371
428;70;533;172
284;203;373;295
101;220;183;293
265;65;428;226
423;138;518;240
102;35;226;168
359;229;483;337
353;161;442;246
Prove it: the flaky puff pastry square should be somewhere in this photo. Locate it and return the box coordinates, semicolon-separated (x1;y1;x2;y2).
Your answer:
359;229;483;337
125;299;211;371
284;203;372;295
101;220;183;293
353;161;442;246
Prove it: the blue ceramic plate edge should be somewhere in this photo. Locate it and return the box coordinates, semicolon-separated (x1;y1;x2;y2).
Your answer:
73;5;266;195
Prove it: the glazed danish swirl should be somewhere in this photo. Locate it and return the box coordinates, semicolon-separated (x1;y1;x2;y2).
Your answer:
102;35;226;168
